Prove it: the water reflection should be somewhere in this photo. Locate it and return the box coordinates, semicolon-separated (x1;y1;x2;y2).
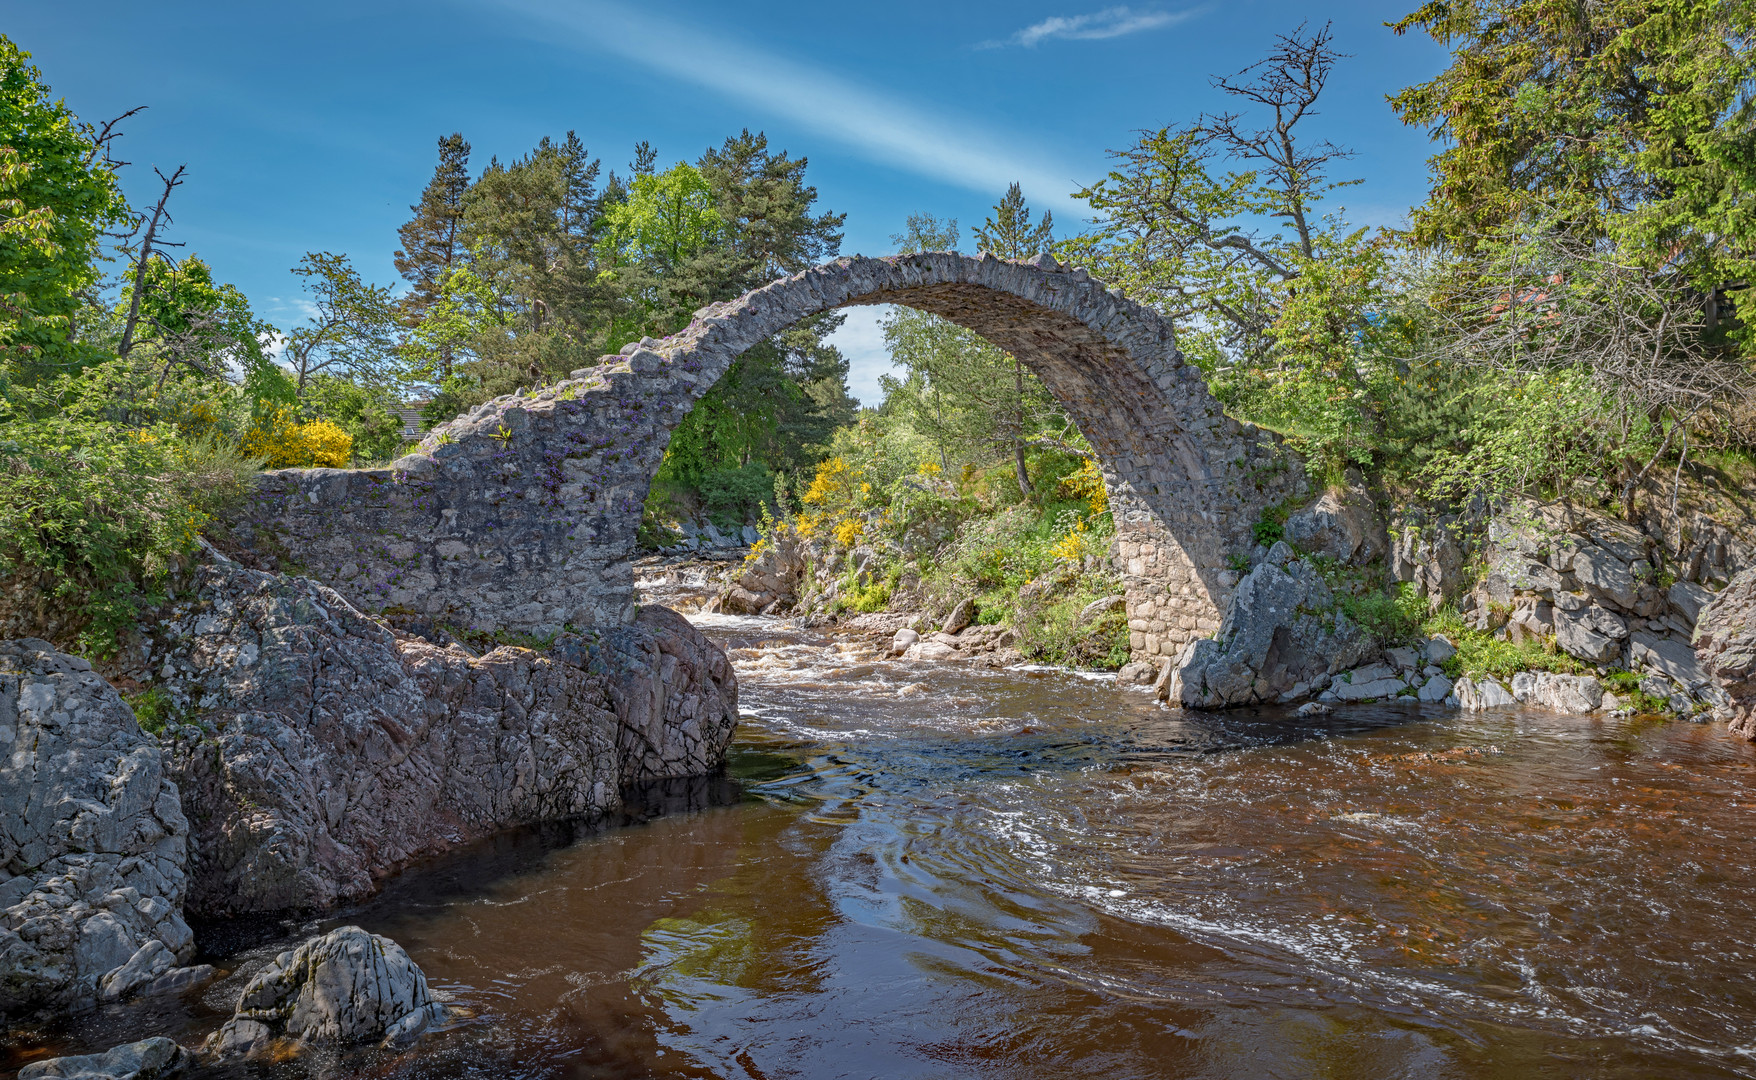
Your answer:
12;613;1756;1079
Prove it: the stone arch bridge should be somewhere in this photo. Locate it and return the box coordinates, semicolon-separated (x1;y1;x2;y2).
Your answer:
243;252;1308;665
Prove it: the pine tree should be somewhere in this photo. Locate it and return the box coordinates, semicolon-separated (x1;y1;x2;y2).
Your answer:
972;183;1053;261
394;134;471;376
972;184;1056;494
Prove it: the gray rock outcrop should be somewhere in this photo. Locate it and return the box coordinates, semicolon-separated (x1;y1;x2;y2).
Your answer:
142;558;736;916
717;527;807;615
1166;544;1375;708
1695;568;1756;738
1;641;197;1016
206;926;449;1058
1455;676;1517;711
18;1036;187;1079
1391;516;1469;609
1283;478;1388;566
1457;502;1746;717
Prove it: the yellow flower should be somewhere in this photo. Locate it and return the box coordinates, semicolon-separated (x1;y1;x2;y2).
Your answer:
241;405;353;468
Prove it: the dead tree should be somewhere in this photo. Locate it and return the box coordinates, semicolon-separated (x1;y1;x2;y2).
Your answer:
116;165;186;358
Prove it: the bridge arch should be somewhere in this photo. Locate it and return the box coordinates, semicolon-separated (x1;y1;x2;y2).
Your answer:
245;252;1309;665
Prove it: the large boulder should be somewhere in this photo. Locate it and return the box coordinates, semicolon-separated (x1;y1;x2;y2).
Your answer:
206;926;449;1058
1553;604;1627;664
1695;568;1756;738
145;558;737;916
1283;479;1388;566
1530;673;1604;714
717;526;808;614
0;641;197;1016
1166;544;1375;708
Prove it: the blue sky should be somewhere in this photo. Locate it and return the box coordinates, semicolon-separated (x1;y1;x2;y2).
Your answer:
8;1;1450;402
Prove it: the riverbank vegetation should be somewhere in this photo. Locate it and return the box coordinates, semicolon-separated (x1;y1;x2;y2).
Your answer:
2;3;1754;662
734;7;1755;668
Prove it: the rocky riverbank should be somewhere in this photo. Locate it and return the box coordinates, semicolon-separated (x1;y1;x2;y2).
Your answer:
696;487;1756;735
2;545;740;1032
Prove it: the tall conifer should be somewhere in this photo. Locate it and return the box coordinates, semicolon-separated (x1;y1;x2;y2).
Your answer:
395;134;471;376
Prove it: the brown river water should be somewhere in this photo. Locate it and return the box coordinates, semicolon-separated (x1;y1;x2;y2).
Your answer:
12;610;1756;1079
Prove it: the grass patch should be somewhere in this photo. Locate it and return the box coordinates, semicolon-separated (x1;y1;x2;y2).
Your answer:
1251;498;1297;547
125;686;178;736
1422;610;1592;682
1336;581;1428;647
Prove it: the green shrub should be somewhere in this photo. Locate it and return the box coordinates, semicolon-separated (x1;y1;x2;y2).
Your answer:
1337;582;1428;646
697;461;776;525
1422;610;1591;682
0;392;257;653
1013;589;1131;670
1252;498;1295;546
125;686;176;736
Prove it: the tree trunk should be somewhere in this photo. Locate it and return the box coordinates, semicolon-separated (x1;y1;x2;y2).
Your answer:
118;166;185;358
1013;359;1033;497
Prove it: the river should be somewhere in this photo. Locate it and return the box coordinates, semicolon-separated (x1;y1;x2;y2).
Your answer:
11;609;1756;1079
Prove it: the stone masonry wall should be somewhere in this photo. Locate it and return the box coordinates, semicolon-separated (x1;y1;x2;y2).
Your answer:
234;252;1308;663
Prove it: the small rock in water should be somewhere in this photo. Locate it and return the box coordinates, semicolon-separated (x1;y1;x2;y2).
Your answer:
1297;701;1333;716
891;628;920;654
19;1037;187;1080
206;926;451;1059
1455;676;1518;711
1115;661;1156;686
1417;674;1454;703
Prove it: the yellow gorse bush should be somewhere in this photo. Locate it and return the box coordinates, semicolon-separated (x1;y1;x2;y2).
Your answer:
240;405;353;468
798;455;872;543
1049;518;1091;560
1059;458;1108;515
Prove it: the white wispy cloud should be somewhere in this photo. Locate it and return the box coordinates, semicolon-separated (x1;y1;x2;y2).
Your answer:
476;0;1089;220
983;6;1203;49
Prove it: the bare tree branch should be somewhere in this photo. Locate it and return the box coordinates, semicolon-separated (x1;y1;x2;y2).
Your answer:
117;165;186;358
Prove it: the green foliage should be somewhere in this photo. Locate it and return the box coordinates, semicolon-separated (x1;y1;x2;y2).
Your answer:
1336;582;1428;648
695;460;776;525
302;375;407;464
597;162;722;269
284;252;404;394
1423;610;1592;682
1417;366;1641;506
1012;585;1132;670
395;133;472;380
125;686;176;736
0;365;258;652
0;35;128;377
1389;0;1756;293
116;254;273;375
972;182;1053;260
1251;499;1294;546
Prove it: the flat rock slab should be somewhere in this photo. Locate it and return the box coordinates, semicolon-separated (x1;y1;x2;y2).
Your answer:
19;1036;187;1080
